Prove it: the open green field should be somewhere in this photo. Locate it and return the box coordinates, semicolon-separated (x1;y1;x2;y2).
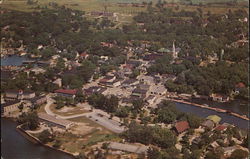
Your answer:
1;0;247;13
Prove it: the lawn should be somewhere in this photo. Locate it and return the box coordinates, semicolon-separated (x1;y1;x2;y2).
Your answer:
49;104;89;116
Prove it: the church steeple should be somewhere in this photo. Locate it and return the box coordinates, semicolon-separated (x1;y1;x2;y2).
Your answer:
172;40;178;59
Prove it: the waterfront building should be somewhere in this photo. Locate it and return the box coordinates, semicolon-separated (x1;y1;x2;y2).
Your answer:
174;121;190;134
38;113;74;129
1;100;21;116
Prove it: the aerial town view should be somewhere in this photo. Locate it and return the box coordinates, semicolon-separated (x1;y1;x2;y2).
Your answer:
0;0;249;158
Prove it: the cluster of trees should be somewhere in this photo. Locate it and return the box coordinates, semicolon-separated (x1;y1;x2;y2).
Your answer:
17;112;39;130
123;121;177;149
154;100;203;128
87;93;119;113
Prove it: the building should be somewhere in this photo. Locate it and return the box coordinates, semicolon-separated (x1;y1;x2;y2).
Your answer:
52;78;62;87
1;100;21;116
38;113;74;129
4;90;35;100
150;85;167;96
174;121;190;134
54;89;77;99
84;86;107;96
233;82;246;95
122;79;139;88
206;115;221;124
201;120;215;129
145;95;157;105
138;75;154;85
30;96;47;106
210;93;229;102
108;142;148;154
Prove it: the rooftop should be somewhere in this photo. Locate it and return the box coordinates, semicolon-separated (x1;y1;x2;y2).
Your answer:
54;89;77;95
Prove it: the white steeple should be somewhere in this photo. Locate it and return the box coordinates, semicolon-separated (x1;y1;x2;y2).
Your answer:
173;40;178;59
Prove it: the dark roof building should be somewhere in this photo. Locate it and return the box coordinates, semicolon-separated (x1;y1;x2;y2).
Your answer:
174;121;190;134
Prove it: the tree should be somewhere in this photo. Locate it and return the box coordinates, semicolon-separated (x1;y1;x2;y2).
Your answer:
187;114;203;128
147;147;162;159
38;130;54;144
18;112;39;130
228;149;248;159
18;103;24;112
132;99;144;112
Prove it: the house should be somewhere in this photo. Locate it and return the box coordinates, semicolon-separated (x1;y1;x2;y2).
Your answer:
206;115;221;124
150;85;167;96
143;53;163;61
29;67;46;75
52;78;62;87
201;120;215;129
30;96;47;106
4;90;35;100
131;88;148;99
84;86;107;96
233;82;246;94
145;95;157;105
122;79;139;88
208;141;220;150
108;142;148;154
38;113;74;129
79;52;89;59
54;89;77;99
215;124;227;132
1;100;21;116
210;93;229;102
137;75;155;85
174;121;190;134
192;136;202;145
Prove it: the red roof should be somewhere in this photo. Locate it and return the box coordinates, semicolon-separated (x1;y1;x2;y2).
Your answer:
175;121;190;133
54;89;77;95
80;52;88;57
235;82;245;88
215;125;227;131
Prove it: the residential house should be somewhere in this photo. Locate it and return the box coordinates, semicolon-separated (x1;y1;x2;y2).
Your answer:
150;85;167;96
29;67;46;75
201;120;215;129
137;75;155;85
54;89;77;99
207;141;220;151
131;88;148;99
4;90;35;100
233;82;246;95
122;79;139;88
1;100;21;116
215;124;228;132
38;113;74;129
174;121;190;134
84;86;107;96
210;93;229;102
52;78;62;87
145;95;157;105
79;52;89;59
206;115;221;124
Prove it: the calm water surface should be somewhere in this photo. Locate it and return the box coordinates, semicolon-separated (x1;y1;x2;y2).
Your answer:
175;102;249;130
1;118;74;159
1;55;28;66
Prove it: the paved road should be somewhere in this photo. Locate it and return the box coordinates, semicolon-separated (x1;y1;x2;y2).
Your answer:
44;95;126;133
84;112;126;133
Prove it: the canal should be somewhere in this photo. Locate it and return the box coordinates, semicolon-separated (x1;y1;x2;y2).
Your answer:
175;102;249;130
1;55;28;66
1;118;74;159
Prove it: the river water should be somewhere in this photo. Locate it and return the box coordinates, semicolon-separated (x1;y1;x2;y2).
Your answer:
1;118;74;159
1;55;28;66
175;102;248;130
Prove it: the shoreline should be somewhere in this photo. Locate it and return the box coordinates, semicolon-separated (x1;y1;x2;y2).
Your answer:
16;125;76;158
167;98;249;121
